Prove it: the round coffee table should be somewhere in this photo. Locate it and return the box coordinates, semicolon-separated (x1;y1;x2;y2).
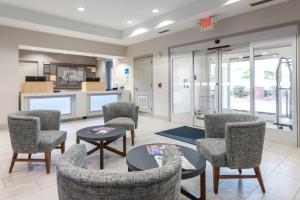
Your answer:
76;125;127;169
126;144;206;200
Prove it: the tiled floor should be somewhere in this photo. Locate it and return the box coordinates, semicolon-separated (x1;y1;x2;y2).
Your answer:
0;116;300;200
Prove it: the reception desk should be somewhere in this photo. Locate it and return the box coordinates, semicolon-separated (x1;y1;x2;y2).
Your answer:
20;90;131;120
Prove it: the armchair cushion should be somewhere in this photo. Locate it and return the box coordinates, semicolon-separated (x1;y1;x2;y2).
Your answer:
103;102;139;129
196;138;227;167
106;117;135;130
39;130;67;152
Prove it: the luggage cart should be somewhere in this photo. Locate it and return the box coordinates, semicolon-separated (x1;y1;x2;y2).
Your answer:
274;57;293;130
195;90;215;119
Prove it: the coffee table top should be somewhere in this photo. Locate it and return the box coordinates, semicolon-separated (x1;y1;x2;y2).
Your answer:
126;143;206;180
76;125;126;142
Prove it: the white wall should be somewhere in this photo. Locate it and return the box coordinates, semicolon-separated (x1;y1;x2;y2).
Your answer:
112;58;134;92
126;0;300;119
0;25;126;127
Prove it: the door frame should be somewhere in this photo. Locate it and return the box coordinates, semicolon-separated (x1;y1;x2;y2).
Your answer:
133;55;154;114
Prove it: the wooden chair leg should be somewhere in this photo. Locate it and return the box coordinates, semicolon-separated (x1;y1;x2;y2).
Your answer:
254;167;266;193
45;152;51;174
213;167;220;194
9;153;18;173
130;130;135;146
61;141;65;154
238;169;242;174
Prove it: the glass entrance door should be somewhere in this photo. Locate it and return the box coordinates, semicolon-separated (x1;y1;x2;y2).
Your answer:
170;30;297;144
221;48;251;114
253;42;296;133
171;53;194;125
193;51;218;126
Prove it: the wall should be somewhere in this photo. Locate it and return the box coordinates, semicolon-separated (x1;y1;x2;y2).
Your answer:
126;0;300;119
112;58;133;93
0;25;126;127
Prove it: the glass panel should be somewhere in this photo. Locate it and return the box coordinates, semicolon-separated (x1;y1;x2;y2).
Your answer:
221;49;250;113
194;51;217;120
254;44;294;131
172;56;193;114
90;95;118;112
29;96;72;115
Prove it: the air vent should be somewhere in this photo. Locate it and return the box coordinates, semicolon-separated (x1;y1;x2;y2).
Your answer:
250;0;274;7
158;30;170;34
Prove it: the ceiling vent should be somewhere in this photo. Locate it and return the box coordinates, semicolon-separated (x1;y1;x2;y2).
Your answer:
158;30;171;34
250;0;274;7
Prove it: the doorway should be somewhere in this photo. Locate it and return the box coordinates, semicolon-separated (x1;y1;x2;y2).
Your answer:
171;31;298;144
134;56;153;113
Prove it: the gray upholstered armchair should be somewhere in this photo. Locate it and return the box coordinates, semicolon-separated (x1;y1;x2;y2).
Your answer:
8;110;66;174
103;102;139;146
57;144;182;200
197;113;266;193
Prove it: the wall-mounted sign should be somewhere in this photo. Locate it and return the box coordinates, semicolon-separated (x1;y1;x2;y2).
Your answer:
124;68;129;75
198;16;216;32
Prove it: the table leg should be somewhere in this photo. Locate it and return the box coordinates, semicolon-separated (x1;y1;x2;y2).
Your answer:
76;137;80;144
200;171;206;200
123;135;126;156
100;141;104;169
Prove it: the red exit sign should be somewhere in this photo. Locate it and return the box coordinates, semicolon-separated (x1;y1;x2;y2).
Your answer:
199;16;216;32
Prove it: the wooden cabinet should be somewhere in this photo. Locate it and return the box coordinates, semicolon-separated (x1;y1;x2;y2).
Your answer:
22;82;53;93
82;82;106;92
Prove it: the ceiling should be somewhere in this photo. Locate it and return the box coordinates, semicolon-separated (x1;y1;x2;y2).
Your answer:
0;0;200;30
0;0;292;46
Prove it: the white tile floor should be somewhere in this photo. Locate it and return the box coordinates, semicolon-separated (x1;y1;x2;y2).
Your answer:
0;116;300;200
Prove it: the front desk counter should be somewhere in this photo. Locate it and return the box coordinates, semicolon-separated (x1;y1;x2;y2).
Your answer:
20;90;131;120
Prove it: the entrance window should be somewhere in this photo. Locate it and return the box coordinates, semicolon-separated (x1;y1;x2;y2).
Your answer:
221;49;250;113
254;45;294;131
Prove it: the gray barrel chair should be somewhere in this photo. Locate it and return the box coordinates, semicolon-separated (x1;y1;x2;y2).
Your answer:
57;144;182;200
197;113;266;193
8;110;66;174
102;102;139;146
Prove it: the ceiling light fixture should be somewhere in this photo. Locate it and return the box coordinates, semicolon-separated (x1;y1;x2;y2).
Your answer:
152;9;159;13
77;7;85;12
129;28;149;38
127;21;133;24
155;20;175;29
223;0;241;6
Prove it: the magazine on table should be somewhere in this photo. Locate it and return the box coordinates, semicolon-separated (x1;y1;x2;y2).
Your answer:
146;144;166;156
90;127;115;135
147;144;195;170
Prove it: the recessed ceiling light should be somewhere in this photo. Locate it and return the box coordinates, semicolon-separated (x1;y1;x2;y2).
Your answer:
223;0;241;6
127;21;133;24
129;28;149;38
77;7;85;12
152;9;159;13
156;20;175;29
